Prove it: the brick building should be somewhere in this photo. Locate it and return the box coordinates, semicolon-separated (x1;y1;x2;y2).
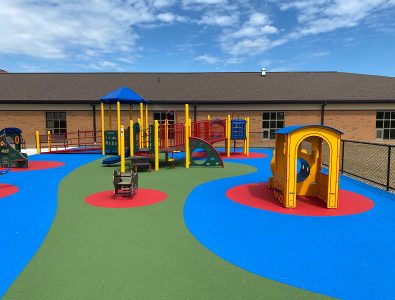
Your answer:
0;71;395;147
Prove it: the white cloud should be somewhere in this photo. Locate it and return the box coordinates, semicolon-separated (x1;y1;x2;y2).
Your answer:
281;0;395;38
219;11;279;57
194;54;219;64
199;13;238;26
0;0;186;66
151;0;175;8
183;0;227;5
157;12;187;23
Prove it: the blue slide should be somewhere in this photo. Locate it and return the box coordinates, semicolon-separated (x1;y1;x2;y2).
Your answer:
102;149;130;166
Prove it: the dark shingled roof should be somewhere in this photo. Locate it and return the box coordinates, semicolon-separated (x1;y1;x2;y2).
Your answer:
0;71;395;104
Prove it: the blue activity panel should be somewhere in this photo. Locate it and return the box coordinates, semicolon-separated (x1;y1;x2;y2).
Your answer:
231;119;246;139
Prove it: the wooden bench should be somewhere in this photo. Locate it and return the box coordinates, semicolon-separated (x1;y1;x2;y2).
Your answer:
125;156;152;172
132;162;152;172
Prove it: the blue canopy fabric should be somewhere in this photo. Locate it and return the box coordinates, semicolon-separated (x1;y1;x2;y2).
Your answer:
0;127;22;136
275;125;343;135
100;86;147;104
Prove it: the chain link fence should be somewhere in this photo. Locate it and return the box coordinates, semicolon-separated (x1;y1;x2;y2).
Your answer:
249;131;395;193
338;140;394;192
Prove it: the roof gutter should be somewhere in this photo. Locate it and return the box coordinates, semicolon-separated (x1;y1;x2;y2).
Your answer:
0;99;394;105
321;102;327;125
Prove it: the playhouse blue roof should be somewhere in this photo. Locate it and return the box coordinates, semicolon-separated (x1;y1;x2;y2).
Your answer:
100;86;147;104
0;127;22;136
275;125;343;135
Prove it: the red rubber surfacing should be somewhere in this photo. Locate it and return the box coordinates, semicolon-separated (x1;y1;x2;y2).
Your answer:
85;188;167;208
0;161;64;172
226;183;374;216
0;184;18;198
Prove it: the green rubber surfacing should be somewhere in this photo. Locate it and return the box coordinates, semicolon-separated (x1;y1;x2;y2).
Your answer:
4;159;332;299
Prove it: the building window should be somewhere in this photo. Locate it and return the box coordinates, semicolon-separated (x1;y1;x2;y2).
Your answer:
262;111;284;139
153;111;175;125
376;111;395;140
46;112;67;135
153;111;176;138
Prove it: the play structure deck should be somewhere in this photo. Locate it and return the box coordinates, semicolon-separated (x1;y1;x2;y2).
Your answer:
35;86;250;172
0;128;28;168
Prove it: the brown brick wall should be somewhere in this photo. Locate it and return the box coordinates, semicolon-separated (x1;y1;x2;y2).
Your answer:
285;111;321;126
0;108;387;148
324;111;376;142
0;111;46;147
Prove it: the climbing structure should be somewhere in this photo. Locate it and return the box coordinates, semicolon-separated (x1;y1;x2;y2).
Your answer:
0;128;28;168
268;125;342;209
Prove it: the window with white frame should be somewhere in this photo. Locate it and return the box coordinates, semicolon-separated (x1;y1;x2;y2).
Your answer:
153;111;176;138
46;112;67;135
262;111;284;139
376;111;395;140
153;111;175;125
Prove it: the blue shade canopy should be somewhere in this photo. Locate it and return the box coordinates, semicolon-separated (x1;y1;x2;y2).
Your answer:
275;125;343;135
100;86;147;104
0;127;22;136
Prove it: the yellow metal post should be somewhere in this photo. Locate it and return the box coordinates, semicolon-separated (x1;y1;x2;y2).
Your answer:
244;117;247;155
137;118;142;149
117;101;121;155
108;104;112;130
185;104;190;169
165;118;169;149
226;115;231;157
35;131;40;154
246;117;250;156
154;120;159;171
120;125;125;173
208;114;211;139
101;103;105;155
47;130;51;152
130;120;134;156
140;103;144;147
145;104;148;147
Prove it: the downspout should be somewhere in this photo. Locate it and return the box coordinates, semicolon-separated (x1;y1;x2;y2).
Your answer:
91;104;97;142
193;103;197;122
320;102;327;125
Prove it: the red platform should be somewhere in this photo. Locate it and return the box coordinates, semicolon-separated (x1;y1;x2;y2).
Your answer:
0;184;18;198
226;182;374;216
85;188;167;208
0;161;64;172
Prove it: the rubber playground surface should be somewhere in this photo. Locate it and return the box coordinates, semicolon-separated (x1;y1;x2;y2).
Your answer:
1;149;395;299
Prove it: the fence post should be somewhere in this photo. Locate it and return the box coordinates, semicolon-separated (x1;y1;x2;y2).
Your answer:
386;145;392;191
341;140;345;174
78;130;80;147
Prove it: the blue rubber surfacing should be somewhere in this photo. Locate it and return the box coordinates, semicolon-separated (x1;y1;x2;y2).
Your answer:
2;150;395;299
0;154;102;297
184;149;395;300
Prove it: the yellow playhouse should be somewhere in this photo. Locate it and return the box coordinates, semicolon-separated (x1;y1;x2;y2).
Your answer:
268;125;342;209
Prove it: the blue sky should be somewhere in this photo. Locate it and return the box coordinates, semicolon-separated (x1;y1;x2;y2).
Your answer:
1;0;395;76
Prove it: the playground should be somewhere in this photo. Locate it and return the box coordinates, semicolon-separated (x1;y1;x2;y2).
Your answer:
1;87;395;300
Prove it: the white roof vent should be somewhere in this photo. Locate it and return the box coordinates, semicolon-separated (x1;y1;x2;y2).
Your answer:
261;68;266;76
